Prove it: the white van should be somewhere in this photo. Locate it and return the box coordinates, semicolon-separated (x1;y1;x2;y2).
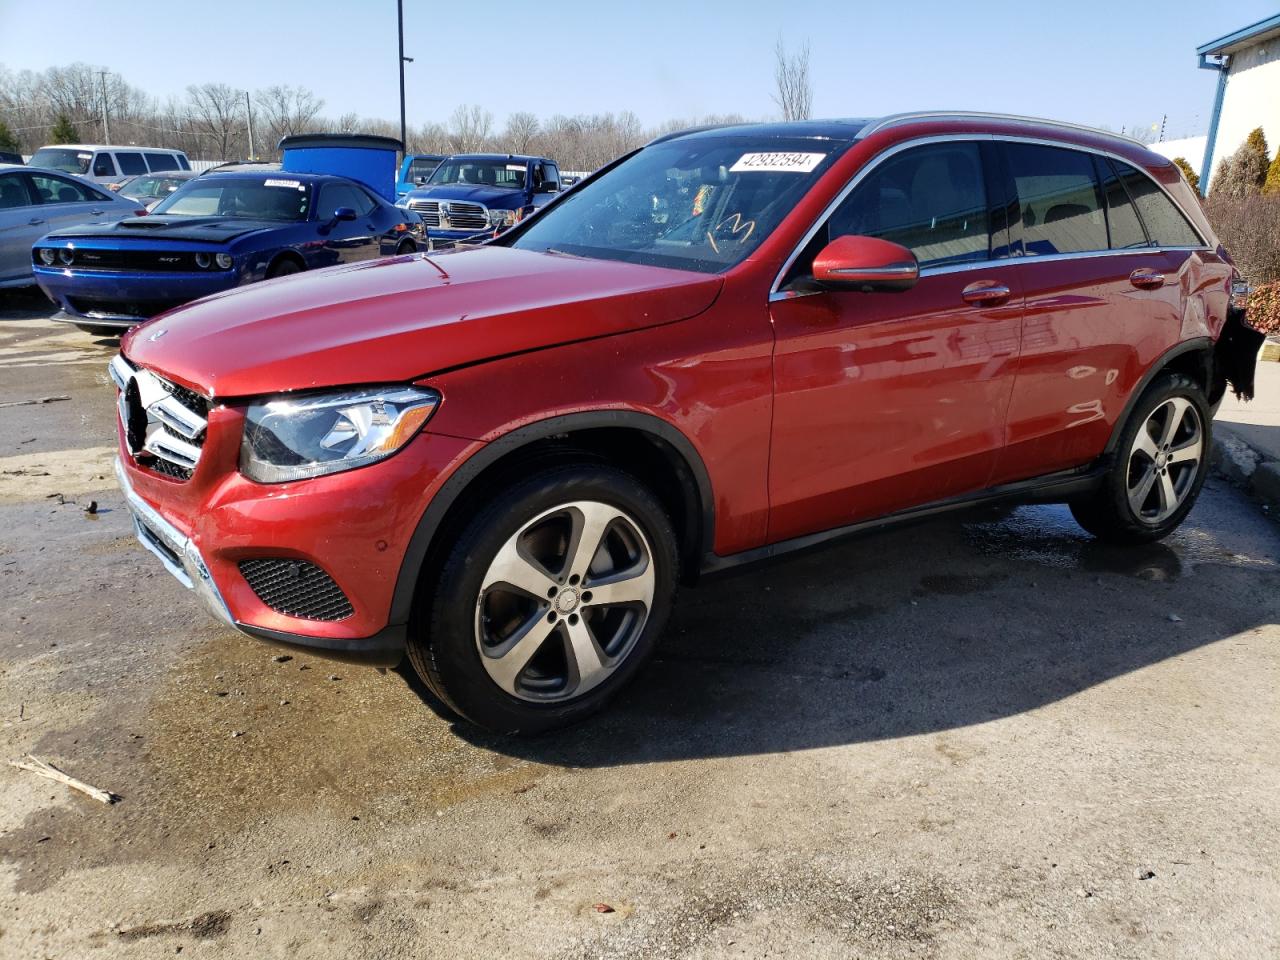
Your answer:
27;144;191;186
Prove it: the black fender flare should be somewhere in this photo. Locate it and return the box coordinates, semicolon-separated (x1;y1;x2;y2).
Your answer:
387;410;716;626
1103;337;1213;455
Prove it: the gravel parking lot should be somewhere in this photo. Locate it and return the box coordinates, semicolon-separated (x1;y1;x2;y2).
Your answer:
1;289;1278;959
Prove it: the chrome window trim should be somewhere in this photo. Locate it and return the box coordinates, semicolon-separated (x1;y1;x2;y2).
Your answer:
769;132;1211;300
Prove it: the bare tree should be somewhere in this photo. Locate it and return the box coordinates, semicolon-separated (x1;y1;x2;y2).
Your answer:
254;84;324;153
448;104;493;153
185;83;245;161
772;38;812;122
504;111;540;153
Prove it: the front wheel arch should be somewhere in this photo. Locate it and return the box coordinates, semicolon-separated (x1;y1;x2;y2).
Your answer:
265;252;305;279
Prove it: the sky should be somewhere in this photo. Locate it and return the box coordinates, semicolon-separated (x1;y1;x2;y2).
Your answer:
0;0;1275;139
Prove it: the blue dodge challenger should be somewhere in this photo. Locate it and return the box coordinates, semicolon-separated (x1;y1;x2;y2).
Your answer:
33;170;423;333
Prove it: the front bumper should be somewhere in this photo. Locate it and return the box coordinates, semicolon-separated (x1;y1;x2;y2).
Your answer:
427;228;494;251
34;266;240;324
115;455;413;666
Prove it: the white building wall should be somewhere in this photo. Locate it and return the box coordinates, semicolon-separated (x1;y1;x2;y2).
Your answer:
1206;40;1280;187
1150;136;1207;174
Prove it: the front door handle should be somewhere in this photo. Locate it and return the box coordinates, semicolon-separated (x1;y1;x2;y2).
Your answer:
28;217;45;225
961;280;1012;306
1130;268;1165;289
90;208;104;215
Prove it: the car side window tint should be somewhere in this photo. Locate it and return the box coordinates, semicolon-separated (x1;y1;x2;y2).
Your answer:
28;174;95;205
827;142;991;268
316;183;373;220
0;174;34;208
1112;161;1202;247
176;155;191;171
1096;158;1150;249
1005;143;1106;256
93;153;117;177
145;153;177;172
116;152;148;176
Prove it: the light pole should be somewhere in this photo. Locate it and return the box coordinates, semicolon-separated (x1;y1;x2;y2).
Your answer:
398;0;413;154
99;70;111;144
245;91;255;160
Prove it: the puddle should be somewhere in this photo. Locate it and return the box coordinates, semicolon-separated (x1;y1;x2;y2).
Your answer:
962;502;1276;580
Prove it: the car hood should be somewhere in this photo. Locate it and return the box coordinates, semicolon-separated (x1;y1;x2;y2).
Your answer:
47;215;283;243
406;183;524;206
122;246;723;399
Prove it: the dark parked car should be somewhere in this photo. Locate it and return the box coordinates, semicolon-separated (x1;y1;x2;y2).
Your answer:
0;151;22;165
33;171;424;333
399;153;562;248
108;113;1254;733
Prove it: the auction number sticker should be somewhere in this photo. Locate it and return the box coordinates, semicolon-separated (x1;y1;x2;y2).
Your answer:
264;179;304;189
730;152;825;173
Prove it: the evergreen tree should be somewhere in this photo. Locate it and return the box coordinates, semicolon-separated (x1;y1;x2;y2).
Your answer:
0;119;19;155
49;113;79;145
1171;156;1199;193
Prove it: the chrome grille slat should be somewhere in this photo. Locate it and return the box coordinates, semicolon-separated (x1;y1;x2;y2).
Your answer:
407;198;488;230
110;355;209;482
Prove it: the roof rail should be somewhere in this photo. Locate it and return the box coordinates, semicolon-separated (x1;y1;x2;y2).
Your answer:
857;111;1148;148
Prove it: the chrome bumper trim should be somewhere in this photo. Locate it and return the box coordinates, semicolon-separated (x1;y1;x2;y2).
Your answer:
114;456;233;625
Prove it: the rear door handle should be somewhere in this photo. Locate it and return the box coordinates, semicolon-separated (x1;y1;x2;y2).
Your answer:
28;217;45;225
1130;268;1165;289
961;281;1012;306
90;208;104;215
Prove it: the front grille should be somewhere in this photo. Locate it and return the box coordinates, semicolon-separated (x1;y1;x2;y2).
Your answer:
408;199;488;230
408;199;440;226
111;354;209;483
239;559;354;621
71;297;185;320
36;248;212;272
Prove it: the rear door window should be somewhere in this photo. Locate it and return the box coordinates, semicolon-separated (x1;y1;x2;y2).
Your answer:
115;152;148;176
827;141;993;268
1111;160;1202;247
92;153;117;178
1004;143;1106;256
29;173;102;204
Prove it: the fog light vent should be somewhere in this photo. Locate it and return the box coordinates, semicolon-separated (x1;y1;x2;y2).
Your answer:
238;558;354;621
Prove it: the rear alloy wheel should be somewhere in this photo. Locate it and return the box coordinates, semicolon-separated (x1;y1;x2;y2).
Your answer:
408;464;677;734
1070;372;1210;543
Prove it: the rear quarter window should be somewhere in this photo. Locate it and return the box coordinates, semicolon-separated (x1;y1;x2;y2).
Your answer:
116;152;148;176
1113;161;1203;247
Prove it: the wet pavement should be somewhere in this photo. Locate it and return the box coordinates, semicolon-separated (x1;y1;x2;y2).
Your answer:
1;289;1278;958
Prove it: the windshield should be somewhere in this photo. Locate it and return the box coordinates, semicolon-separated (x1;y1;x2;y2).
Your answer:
429;159;525;189
509;138;844;273
408;157;441;181
151;176;312;221
31;148;92;175
121;175;185;201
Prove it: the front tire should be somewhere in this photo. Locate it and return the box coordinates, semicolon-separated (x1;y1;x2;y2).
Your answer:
407;464;678;734
266;258;302;279
1070;372;1210;544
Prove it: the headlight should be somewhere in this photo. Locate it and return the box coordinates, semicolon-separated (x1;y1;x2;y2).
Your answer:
38;248;55;265
195;252;212;269
59;248;74;265
240;386;440;483
489;208;518;229
395;197;410;209
215;253;233;270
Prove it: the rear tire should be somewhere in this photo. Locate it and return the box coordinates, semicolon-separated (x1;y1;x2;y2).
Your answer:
406;463;678;734
1070;372;1210;544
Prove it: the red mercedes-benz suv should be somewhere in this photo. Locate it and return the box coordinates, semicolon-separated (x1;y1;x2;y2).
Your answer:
110;113;1255;733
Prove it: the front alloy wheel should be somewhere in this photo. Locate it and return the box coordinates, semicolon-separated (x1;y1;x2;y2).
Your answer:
476;501;655;701
407;463;678;734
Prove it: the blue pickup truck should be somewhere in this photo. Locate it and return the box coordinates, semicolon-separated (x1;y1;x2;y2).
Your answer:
397;154;562;249
395;153;444;201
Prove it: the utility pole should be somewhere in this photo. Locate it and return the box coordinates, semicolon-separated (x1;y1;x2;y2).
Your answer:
99;70;110;144
398;0;413;155
245;90;255;160
1158;113;1167;143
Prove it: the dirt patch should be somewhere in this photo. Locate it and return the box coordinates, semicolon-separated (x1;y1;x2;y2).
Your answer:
0;446;116;503
117;909;232;941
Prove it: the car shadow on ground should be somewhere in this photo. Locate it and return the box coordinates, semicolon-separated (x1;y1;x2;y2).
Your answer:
397;495;1280;765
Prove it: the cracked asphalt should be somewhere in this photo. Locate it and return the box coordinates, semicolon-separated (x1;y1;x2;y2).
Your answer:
1;287;1278;959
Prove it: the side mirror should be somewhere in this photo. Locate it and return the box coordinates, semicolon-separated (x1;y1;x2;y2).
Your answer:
415;176;427;184
535;180;558;194
333;206;358;222
812;235;918;292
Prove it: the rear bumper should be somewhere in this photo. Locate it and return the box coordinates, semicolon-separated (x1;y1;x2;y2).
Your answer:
34;266;239;323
